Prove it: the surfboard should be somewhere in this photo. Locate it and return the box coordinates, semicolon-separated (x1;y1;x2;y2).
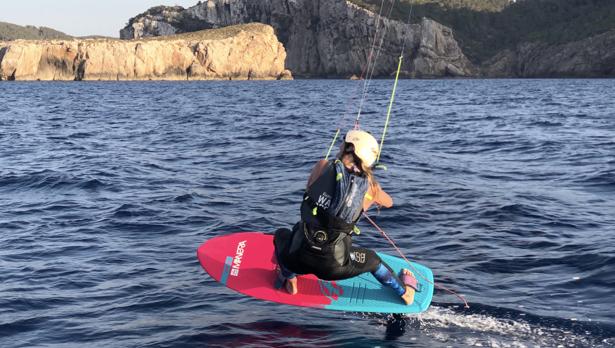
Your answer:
197;232;434;314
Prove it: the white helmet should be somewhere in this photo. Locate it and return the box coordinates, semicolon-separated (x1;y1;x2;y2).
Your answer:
345;130;379;167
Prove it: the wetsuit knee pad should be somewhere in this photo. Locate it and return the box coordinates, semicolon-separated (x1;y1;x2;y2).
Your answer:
349;247;381;273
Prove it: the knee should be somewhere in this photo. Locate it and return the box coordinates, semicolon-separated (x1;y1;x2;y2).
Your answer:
274;227;291;236
273;228;292;250
350;248;381;273
365;250;382;272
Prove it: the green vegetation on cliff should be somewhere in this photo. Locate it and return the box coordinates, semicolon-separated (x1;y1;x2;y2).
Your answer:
350;0;615;63
0;21;72;40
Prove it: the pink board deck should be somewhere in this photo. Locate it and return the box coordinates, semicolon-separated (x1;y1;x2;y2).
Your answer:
197;232;434;314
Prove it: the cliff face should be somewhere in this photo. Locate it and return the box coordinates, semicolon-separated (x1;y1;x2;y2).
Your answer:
121;0;476;78
483;29;615;77
0;42;7;62
0;24;291;81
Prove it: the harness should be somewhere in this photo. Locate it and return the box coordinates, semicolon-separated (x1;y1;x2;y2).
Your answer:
299;160;368;257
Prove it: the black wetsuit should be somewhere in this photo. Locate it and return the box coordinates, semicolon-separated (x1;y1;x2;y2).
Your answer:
274;160;405;295
274;222;384;280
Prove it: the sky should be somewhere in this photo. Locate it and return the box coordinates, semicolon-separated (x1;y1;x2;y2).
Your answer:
1;0;198;37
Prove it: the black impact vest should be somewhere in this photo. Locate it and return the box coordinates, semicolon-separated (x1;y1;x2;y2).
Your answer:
300;160;368;251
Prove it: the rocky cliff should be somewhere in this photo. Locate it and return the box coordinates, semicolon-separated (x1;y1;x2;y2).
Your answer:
483;29;615;77
121;0;476;78
0;23;291;81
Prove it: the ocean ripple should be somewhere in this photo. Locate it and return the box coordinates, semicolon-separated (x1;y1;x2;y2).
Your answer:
0;79;614;347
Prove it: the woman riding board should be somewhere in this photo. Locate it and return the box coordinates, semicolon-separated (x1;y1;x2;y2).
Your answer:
273;129;417;305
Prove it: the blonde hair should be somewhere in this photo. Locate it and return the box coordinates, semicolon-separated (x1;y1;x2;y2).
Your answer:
336;143;378;189
361;161;377;190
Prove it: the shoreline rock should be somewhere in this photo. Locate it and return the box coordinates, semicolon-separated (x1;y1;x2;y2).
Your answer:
120;0;615;79
121;0;476;78
0;23;292;81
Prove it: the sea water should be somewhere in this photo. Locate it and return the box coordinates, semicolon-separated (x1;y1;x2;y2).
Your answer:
1;79;614;347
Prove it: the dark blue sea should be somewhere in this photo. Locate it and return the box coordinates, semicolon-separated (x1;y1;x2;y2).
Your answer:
1;79;614;347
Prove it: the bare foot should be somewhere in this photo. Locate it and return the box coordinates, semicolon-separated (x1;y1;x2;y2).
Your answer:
285;276;298;295
400;269;416;305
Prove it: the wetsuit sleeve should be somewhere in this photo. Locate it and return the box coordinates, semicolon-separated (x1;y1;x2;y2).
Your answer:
363;182;393;211
306;159;329;188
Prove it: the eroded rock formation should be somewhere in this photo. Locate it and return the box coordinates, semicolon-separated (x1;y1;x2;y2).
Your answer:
121;0;476;78
0;23;291;81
